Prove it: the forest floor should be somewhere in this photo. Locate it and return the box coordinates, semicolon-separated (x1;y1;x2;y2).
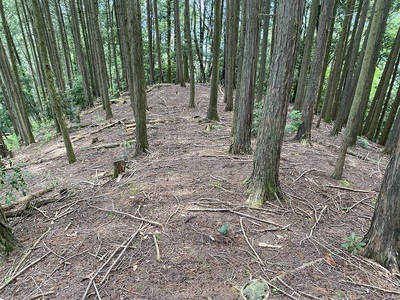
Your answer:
0;84;398;300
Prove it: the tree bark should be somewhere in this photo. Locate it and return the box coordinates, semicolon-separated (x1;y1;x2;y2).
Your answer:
363;27;400;140
224;0;240;111
146;0;155;85
380;84;400;148
69;0;93;108
330;0;370;135
293;0;319;111
362;136;400;273
231;0;259;154
174;0;186;87
247;0;304;206
153;0;164;83
206;0;222;121
255;0;271;104
332;0;392;179
184;0;195;108
32;0;76;164
295;0;336;142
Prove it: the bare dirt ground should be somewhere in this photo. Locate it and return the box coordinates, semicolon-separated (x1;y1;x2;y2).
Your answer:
0;84;398;300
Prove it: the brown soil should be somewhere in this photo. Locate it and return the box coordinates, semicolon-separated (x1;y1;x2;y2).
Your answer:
0;84;398;300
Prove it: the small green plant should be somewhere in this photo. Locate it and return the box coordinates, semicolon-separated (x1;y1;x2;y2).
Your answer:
339;179;351;187
336;290;345;298
218;224;231;235
285;110;302;134
0;164;28;205
356;136;370;150
341;232;366;254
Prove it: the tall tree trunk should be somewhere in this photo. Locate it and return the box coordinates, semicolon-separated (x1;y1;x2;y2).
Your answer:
362;136;400;273
174;0;186;87
231;0;259;154
206;0;222;121
69;0;93;107
379;78;400;147
166;0;172;83
41;0;65;92
293;0;319;111
247;0;304;206
0;0;35;145
32;0;76;164
184;0;195;108
126;0;149;155
255;0;271;104
87;0;112;119
322;0;356;122
192;0;206;83
146;0;155;85
363;28;400;139
295;0;336;142
382;89;400;155
153;0;164;83
224;0;240;111
332;0;392;179
330;0;370;135
55;0;73;89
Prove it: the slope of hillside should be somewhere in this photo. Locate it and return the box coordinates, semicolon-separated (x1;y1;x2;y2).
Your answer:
0;85;397;300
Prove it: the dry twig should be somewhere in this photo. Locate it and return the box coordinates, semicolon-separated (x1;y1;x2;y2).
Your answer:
345;281;400;295
325;185;372;193
12;228;51;277
0;252;50;291
240;218;264;266
187;207;285;228
90;205;162;227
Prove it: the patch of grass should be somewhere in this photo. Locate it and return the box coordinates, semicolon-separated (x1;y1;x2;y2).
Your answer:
341;232;366;254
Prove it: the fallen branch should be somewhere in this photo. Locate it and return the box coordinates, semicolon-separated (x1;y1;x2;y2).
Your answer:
307;205;327;239
3;186;55;212
29;291;56;299
346;196;375;212
91;205;162;227
187;207;285;228
293;168;319;183
266;280;299;300
345;280;400;295
82;224;145;299
125;119;174;130
325;185;372;193
0;252;50;291
5;195;71;218
271;257;325;282
12;228;51;277
240;218;264;266
92;142;121;150
99;224;143;285
166;196;180;224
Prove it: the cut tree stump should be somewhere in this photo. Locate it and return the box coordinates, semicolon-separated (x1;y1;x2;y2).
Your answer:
113;160;126;178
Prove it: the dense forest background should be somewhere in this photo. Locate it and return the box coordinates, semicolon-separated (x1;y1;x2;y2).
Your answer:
0;0;399;156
